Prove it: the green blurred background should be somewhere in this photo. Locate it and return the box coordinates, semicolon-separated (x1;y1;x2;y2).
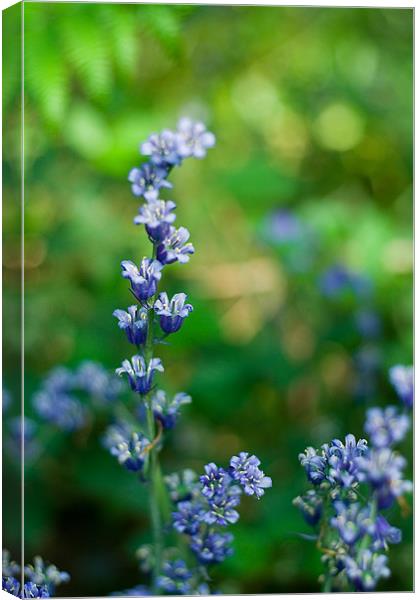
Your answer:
3;3;413;595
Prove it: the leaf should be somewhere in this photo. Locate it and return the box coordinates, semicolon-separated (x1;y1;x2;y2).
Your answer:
137;5;183;58
59;7;112;101
24;8;69;124
101;7;140;79
25;42;69;125
297;532;319;541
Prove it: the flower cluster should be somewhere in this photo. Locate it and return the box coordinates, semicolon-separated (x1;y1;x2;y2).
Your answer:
298;434;368;488
115;119;213;360
155;558;210;596
364;406;410;449
169;454;271;574
107;121;275;596
294;374;412;592
2;550;69;598
118;454;271;595
32;362;122;431
138;118;215;172
111;119;215;481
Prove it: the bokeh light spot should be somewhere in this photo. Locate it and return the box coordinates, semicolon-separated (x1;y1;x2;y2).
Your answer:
314;102;365;152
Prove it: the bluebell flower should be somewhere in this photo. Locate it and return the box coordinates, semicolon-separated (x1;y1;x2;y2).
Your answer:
104;424;150;472
364;406;410;448
325;434;368;488
154;292;193;334
141;130;183;168
356;448;412;509
116;355;164;395
203;485;241;526
176;117;216;159
298;447;327;485
156;559;193;595
121;258;163;302
200;463;230;500
23;582;50;598
151;389;192;429
134;199;177;242
292;491;323;526
128;162;171;201
330;501;371;545
113;305;148;346
190;531;234;565
389;365;413;409
344;550;390;591
229;452;272;498
3;576;20;596
33;390;87;431
300;435;368;488
370;515;402;551
156;226;195;265
172;500;205;535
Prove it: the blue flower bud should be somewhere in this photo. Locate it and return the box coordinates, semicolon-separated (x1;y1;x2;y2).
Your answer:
154;292;193;334
113;305;148;346
121;258;163;301
115;355;164;395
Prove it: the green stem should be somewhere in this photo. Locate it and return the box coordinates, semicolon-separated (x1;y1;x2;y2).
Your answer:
149;444;163;592
322;574;332;593
317;494;335;593
144;242;164;593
